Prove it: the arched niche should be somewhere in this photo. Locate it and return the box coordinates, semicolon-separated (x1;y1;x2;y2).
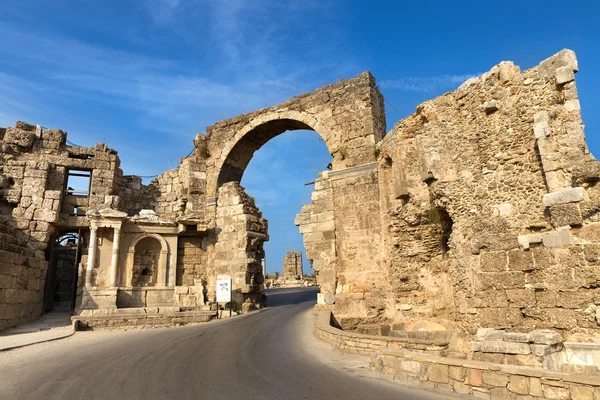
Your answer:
125;233;169;287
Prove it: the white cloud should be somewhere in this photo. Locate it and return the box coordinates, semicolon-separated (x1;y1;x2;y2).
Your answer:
0;2;348;184
0;23;313;136
379;74;481;93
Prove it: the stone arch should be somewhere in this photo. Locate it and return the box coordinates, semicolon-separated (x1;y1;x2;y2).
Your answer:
211;110;337;197
125;233;169;286
204;71;386;198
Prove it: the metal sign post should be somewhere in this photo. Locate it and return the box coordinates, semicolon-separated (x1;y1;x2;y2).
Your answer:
216;276;232;318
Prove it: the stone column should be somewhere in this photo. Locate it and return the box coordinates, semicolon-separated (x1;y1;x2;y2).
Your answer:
86;226;98;286
109;227;121;287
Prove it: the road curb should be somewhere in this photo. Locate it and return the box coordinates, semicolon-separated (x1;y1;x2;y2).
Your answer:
0;320;78;351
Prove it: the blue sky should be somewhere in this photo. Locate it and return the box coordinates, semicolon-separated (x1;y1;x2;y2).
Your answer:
1;1;599;274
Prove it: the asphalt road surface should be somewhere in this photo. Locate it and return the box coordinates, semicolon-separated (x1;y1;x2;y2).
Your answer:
0;287;461;400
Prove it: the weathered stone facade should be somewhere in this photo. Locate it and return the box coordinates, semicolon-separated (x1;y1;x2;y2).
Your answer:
0;123;123;331
372;49;599;346
214;182;267;310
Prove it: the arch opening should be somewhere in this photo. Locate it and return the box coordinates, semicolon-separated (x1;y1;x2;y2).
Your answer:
237;127;332;288
217;118;331;189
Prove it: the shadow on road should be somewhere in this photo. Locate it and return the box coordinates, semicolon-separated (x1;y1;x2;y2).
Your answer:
264;287;319;308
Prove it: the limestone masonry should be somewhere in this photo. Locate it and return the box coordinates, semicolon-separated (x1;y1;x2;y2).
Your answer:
3;49;600;379
283;251;303;281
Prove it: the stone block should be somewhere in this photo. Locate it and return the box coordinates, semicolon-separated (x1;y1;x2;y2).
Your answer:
41;128;65;143
481;340;531;355
517;234;542;251
44;190;61;200
483;329;506;341
508;375;529;395
400;360;421;375
507;249;534;271
467;369;483;386
506;289;535;308
35;209;58;223
471;387;490;399
549;203;583;227
503;332;533;343
565;99;581;111
584;244;600;263
453;382;471;394
539;49;578;78
523;308;579;330
579;223;600;243
477;328;503;340
570;385;594;400
529;377;543;397
427;363;448;383
476;271;525;290
555;66;575;85
4;127;35;148
542;385;570;400
477;308;524;327
482;371;509;387
480;251;507;272
543;187;585;207
531;330;563;345
541;228;572;248
489;387;510;399
448;366;464;381
530;343;562;357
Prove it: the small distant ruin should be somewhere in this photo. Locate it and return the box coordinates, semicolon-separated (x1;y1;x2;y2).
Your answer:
2;49;600;379
283;251;303;281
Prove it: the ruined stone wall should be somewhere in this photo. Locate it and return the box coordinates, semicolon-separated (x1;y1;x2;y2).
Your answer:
116;135;208;219
117;167;186;218
282;251;303;280
0;215;48;331
213;182;267;310
0;122;123;331
149;168;186;218
329;164;385;318
176;236;209;286
295;172;337;298
377;49;600;341
117;175;158;216
297;163;386;315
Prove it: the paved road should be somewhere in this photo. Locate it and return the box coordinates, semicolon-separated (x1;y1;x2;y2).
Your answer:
0;288;459;400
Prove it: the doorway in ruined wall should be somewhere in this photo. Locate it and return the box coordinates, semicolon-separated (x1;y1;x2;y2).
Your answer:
43;230;86;312
215;121;332;294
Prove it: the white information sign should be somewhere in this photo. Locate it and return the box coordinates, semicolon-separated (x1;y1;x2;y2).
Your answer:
216;278;232;303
